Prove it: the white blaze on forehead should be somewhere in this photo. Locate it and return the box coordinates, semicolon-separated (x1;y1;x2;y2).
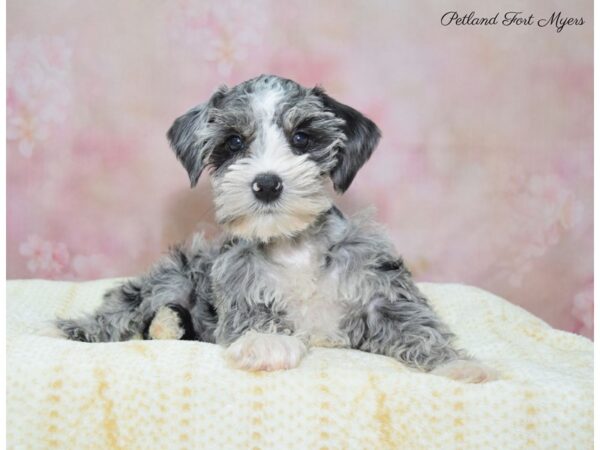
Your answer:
249;86;292;165
251;85;285;121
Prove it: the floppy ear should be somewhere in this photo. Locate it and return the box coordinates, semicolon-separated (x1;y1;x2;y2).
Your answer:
167;87;227;187
315;88;381;193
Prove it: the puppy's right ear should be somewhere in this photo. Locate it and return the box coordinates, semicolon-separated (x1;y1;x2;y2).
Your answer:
167;87;228;187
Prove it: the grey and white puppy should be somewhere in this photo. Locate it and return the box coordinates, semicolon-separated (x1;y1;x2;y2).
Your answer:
57;75;496;382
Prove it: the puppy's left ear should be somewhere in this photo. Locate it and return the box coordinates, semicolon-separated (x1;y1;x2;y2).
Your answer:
315;88;381;193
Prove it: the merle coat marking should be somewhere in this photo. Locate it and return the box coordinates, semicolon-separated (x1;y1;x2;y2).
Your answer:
57;75;491;378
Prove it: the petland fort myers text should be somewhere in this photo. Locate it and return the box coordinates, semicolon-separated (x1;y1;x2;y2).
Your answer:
441;11;585;33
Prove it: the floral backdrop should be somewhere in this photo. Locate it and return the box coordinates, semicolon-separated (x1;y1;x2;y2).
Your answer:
7;0;593;339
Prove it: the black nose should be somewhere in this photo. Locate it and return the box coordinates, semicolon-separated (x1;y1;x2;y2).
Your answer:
252;173;283;203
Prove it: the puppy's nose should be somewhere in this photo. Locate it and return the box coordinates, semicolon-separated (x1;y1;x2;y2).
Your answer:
252;173;283;203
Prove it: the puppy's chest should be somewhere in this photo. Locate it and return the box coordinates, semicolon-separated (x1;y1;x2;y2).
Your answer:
267;241;345;345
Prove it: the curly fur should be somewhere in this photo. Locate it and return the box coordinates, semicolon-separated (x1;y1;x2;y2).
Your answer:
56;75;495;381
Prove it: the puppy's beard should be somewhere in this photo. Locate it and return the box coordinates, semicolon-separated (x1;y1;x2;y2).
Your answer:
212;153;332;242
224;206;330;242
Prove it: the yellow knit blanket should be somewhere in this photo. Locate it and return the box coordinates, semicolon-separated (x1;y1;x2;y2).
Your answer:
7;279;593;449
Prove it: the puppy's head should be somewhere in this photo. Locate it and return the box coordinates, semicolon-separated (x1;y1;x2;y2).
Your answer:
168;75;380;241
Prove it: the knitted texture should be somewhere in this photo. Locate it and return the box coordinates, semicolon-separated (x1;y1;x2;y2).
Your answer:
7;279;593;449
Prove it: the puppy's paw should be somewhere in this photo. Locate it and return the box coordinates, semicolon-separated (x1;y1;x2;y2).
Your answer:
148;305;194;340
431;359;499;384
54;319;91;342
225;331;307;371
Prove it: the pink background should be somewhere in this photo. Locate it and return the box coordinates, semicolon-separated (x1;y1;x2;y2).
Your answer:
7;1;593;338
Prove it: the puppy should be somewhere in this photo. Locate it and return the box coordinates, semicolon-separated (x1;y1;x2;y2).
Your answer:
56;75;496;383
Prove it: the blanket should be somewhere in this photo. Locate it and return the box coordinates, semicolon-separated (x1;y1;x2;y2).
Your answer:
6;279;593;449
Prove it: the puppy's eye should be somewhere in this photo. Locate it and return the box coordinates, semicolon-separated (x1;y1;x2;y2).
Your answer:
226;135;244;152
292;132;309;149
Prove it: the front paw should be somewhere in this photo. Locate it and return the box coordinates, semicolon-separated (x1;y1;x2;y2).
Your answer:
225;331;307;371
430;359;499;383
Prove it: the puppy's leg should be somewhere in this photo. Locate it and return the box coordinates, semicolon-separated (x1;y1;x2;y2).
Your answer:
210;241;306;371
351;295;497;383
216;302;305;371
56;239;216;343
56;279;147;342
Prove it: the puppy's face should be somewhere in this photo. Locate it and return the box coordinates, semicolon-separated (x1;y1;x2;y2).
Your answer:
168;75;380;241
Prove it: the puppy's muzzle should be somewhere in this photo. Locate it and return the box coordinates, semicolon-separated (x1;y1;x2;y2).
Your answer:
252;173;283;203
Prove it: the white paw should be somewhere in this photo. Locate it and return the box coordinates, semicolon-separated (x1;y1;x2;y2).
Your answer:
225;331;307;371
431;359;499;383
148;307;184;340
